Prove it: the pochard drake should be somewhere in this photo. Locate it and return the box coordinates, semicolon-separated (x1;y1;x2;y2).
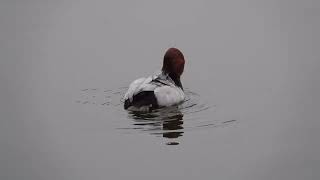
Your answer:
124;48;186;111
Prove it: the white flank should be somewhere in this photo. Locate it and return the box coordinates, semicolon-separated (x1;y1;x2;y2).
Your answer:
154;86;185;107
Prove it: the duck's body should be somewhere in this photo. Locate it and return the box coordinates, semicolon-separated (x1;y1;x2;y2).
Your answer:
123;48;186;111
124;71;185;110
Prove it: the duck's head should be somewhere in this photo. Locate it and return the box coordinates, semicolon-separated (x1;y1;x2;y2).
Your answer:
162;48;185;89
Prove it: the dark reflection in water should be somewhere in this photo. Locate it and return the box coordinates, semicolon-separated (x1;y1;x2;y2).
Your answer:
128;106;184;145
76;88;237;146
162;114;183;139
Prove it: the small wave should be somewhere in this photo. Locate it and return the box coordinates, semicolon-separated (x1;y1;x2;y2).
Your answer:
75;87;237;145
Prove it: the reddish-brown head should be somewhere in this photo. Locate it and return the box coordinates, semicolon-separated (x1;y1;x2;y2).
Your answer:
162;48;185;77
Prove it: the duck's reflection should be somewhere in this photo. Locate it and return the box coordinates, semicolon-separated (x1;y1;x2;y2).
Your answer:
162;113;183;139
128;106;184;144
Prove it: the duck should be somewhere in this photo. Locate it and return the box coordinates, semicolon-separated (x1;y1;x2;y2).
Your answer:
124;48;186;111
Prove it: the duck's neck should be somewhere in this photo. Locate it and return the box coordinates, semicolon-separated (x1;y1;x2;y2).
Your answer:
166;72;183;90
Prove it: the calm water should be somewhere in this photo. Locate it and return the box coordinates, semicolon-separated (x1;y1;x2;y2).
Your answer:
1;1;320;180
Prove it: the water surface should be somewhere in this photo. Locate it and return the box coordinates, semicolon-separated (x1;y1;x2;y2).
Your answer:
76;87;234;145
1;1;320;180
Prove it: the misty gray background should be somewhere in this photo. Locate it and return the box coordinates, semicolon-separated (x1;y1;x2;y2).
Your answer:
1;0;320;179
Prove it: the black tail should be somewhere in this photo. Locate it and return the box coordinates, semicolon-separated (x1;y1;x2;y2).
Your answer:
124;91;159;110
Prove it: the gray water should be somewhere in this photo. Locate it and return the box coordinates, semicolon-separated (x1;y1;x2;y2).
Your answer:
1;0;320;179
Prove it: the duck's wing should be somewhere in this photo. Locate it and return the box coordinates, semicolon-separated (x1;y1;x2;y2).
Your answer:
124;76;158;102
124;77;145;101
150;72;175;87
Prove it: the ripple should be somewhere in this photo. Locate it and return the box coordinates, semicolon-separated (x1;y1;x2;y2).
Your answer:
76;87;127;107
75;87;237;145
